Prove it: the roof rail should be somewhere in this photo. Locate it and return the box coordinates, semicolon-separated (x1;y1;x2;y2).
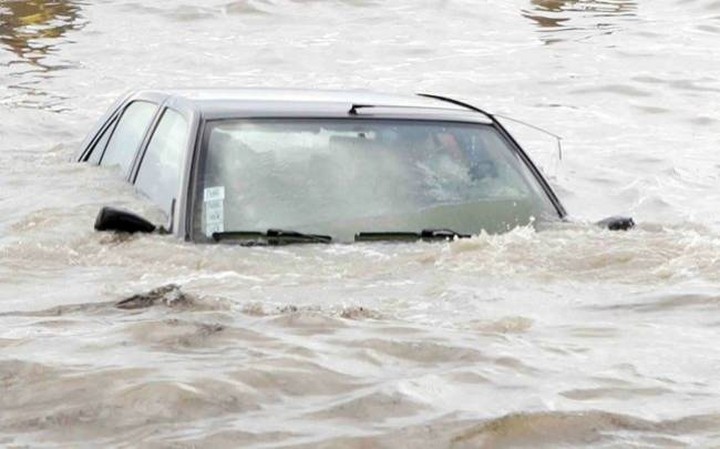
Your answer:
346;102;490;117
349;104;372;115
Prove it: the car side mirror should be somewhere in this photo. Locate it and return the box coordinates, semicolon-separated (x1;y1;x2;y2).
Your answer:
596;216;635;231
94;206;156;234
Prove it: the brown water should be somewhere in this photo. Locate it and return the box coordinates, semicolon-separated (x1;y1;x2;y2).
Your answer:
2;0;720;447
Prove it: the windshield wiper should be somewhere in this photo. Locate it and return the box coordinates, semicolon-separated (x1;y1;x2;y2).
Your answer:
355;228;471;242
212;229;332;245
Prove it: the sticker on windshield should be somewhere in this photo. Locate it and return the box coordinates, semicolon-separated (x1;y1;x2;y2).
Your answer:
204;187;225;237
205;200;224;224
205;198;224;237
203;186;225;202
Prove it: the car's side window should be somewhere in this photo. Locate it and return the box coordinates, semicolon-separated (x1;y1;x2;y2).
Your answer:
100;101;157;176
135;109;188;216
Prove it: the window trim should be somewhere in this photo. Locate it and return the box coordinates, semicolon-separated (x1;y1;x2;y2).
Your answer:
181;111;204;241
85;114;119;164
98;100;160;181
130;106;187;184
76;91;133;163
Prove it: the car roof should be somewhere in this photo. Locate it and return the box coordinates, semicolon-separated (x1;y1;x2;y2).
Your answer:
131;88;494;123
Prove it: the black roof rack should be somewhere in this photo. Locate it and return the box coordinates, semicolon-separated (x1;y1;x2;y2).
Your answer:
348;104;373;115
346;102;491;118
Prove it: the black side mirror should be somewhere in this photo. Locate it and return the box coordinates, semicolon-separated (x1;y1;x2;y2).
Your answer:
94;206;156;234
596;216;635;231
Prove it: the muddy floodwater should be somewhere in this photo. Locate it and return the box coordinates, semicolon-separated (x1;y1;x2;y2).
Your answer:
2;0;720;447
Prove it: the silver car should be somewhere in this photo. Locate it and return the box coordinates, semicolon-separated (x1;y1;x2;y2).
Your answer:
78;88;631;244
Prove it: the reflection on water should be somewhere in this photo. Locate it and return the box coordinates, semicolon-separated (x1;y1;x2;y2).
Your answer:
523;0;637;43
0;0;85;111
0;0;84;70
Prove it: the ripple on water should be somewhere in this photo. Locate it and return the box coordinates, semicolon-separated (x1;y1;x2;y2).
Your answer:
450;410;661;448
561;385;672;400
3;0;720;447
521;0;639;44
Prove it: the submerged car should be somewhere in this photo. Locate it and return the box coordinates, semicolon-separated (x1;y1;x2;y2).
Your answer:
78;88;632;244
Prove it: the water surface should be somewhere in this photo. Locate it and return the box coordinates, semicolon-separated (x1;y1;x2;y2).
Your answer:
2;1;720;447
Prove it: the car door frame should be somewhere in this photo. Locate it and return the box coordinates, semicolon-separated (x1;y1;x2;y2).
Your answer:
128;96;201;238
77;91;200;237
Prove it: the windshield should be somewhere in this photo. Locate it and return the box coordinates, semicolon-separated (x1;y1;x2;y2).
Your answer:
193;119;559;242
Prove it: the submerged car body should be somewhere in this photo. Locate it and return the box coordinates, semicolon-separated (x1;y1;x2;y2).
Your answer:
78;88;577;244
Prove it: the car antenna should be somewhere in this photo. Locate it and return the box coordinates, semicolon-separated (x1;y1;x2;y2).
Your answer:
417;93;494;118
417;93;564;160
493;113;564;161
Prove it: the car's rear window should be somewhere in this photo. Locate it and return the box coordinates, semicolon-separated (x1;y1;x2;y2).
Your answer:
194;119;558;242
